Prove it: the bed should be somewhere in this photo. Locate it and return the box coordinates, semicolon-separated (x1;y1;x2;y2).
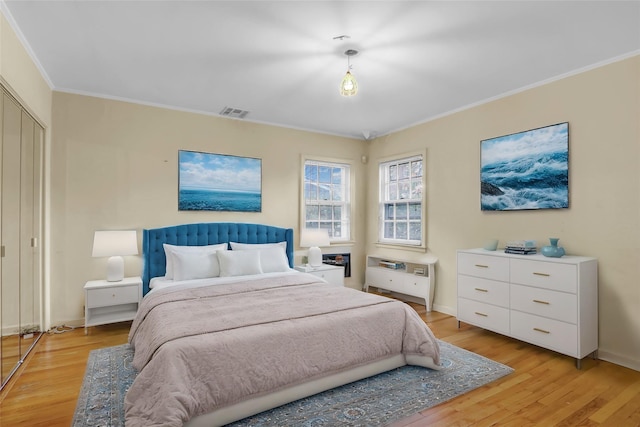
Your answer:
125;222;440;427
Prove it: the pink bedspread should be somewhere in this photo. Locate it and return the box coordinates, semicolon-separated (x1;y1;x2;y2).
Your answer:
125;273;440;426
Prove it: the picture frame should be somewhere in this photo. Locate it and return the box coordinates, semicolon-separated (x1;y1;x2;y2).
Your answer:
178;150;262;212
480;122;569;211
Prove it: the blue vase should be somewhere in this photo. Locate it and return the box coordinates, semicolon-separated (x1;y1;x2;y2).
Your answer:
541;238;565;258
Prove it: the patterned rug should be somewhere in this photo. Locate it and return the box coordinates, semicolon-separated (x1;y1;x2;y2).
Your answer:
72;340;513;426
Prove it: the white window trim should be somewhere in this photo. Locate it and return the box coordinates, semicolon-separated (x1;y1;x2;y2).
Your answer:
377;150;426;250
300;155;355;244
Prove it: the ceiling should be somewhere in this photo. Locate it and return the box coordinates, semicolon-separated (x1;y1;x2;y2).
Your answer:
2;1;639;140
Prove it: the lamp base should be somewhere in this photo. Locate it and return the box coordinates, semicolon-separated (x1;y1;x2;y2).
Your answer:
106;256;124;282
308;246;323;267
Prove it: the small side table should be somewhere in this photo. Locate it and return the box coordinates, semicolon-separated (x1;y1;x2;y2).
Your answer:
84;276;142;334
295;264;345;286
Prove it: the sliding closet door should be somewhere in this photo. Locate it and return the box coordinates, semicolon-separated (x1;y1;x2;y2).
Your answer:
1;93;22;384
20;110;42;357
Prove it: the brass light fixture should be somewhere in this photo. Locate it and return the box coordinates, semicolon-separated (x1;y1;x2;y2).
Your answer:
340;49;359;97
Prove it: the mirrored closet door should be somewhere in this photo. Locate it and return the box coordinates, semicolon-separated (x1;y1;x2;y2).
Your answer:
0;87;43;390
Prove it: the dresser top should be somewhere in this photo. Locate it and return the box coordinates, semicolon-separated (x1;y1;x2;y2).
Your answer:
458;248;596;264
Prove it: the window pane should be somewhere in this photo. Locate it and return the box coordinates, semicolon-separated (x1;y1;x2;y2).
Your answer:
319;205;332;220
388;183;398;200
305;182;317;200
398;162;410;179
396;203;407;220
333;223;342;238
398;181;410;199
410;181;422;199
332;185;343;201
384;222;394;239
395;222;407;239
411;160;422;178
332;168;342;185
333;206;342;220
318;166;332;183
306;205;319;220
409;222;421;240
320;223;332;234
384;204;394;220
318;184;330;200
305;164;318;182
409;203;421;219
305;221;317;229
389;164;397;181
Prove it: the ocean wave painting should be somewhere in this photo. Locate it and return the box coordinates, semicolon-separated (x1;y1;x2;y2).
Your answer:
480;123;569;211
178;150;261;212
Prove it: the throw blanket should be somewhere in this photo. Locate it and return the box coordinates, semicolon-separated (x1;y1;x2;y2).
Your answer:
125;273;440;427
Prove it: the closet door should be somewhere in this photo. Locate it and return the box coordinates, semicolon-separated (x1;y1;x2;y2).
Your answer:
1;93;22;385
20;110;42;357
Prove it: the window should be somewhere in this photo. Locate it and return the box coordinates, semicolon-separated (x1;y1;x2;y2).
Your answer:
303;159;351;241
379;154;424;246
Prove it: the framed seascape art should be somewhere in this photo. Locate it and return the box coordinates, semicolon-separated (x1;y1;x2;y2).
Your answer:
480;122;569;211
178;150;262;212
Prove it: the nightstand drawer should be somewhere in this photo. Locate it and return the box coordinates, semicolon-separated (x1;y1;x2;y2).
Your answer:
86;285;139;308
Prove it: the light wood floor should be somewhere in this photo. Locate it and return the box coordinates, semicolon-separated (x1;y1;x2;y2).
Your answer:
1;303;639;426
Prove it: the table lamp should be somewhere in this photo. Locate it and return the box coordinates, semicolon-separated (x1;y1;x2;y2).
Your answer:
300;228;330;267
92;230;138;281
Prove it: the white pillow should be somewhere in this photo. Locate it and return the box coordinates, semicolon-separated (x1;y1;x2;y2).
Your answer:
172;251;222;281
229;241;287;251
229;241;290;273
255;246;290;273
163;243;228;279
217;250;263;277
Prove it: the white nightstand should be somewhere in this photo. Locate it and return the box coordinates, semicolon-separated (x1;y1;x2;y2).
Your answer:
84;276;142;334
295;264;345;286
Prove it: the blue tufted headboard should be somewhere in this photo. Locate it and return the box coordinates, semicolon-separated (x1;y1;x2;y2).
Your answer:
141;222;294;295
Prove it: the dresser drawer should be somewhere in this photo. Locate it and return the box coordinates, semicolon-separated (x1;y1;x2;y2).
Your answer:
511;311;577;356
510;284;577;324
458;298;510;335
458;275;509;308
458;253;509;282
510;259;577;293
86;284;139;308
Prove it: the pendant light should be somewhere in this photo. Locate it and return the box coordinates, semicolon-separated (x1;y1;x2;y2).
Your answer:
340;49;359;97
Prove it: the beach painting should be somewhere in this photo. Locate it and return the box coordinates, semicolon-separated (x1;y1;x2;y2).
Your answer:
178;150;261;212
480;122;569;211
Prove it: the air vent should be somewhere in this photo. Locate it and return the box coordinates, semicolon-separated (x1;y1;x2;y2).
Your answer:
219;106;249;119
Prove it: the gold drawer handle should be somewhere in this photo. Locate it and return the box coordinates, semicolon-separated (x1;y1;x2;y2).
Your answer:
474;288;488;293
475;264;489;268
533;327;550;334
533;299;550;305
474;312;488;317
533;272;550;277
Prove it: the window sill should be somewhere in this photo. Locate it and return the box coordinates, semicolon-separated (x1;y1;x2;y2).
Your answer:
375;242;427;253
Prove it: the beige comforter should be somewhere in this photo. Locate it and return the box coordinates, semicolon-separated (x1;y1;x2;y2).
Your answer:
125;273;440;426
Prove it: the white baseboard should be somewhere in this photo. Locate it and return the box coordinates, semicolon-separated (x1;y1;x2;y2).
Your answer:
597;350;640;372
432;304;455;316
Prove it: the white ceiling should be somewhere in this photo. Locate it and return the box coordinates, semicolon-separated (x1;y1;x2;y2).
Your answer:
2;1;639;140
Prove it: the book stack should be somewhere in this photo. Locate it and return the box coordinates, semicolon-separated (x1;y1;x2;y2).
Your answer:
379;260;406;270
504;240;537;255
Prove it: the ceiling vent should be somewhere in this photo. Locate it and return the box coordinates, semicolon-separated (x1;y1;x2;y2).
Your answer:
219;106;249;119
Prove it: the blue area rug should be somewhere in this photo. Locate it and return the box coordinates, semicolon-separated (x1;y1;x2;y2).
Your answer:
72;340;513;426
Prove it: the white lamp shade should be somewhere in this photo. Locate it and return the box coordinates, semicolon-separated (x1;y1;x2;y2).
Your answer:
300;228;330;267
92;230;138;282
92;230;138;257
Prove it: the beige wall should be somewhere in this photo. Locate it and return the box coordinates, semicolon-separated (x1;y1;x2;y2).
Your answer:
366;55;640;370
50;93;368;326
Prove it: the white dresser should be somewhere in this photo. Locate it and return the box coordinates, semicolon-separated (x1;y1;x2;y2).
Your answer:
365;255;437;311
457;249;598;368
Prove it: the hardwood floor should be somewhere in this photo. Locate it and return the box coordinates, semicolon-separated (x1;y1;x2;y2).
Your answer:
1;304;639;426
